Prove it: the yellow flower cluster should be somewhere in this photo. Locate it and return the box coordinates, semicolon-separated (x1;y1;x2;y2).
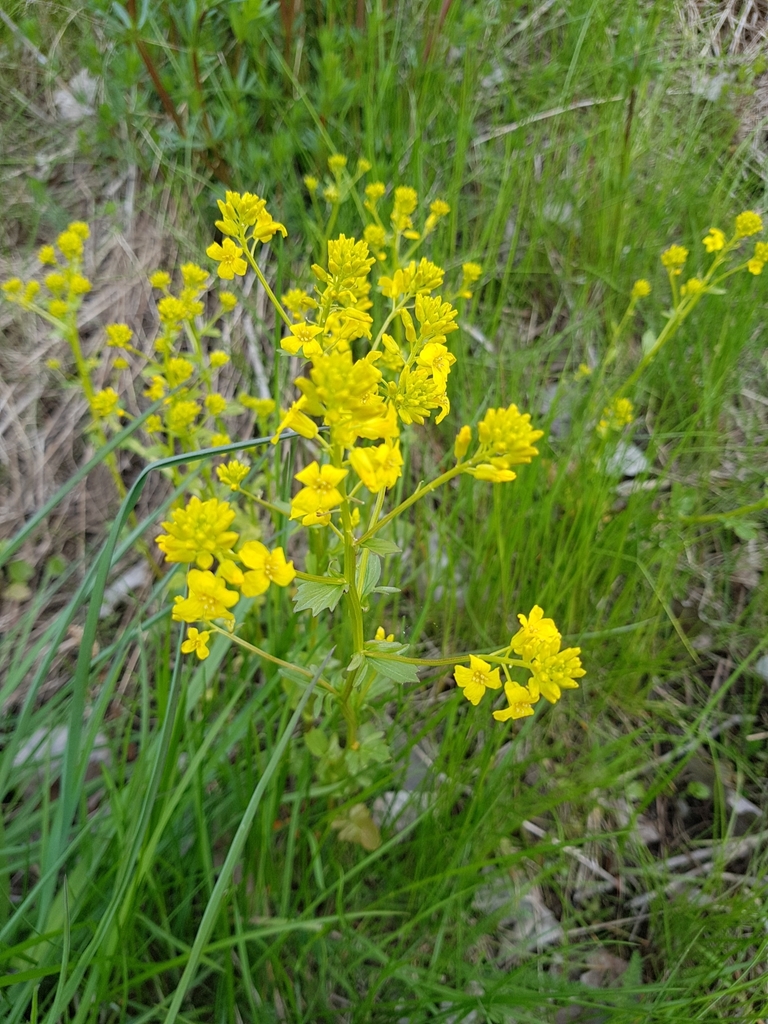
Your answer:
206;191;287;280
156;496;296;654
453;607;585;722
597;397;634;438
2;222;91;319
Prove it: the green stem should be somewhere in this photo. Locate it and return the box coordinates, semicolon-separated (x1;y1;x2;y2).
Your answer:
680;494;768;525
209;625;337;694
357;464;464;545
240;238;293;330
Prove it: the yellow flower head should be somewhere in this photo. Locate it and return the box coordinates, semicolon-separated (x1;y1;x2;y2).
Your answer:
328;153;348;175
219;292;237;312
596;396;634;438
454;425;472;460
57;229;84;262
282;288;317;320
660;245;688;271
205;392;228;417
415;342;456;390
529;642;585;704
157;296;187;328
374;626;395;642
90;387;123;419
631;279;651;299
149;270;171;289
477;404;544;469
209;349;230;368
304;175;319;195
365;181;386;204
166;400;200;434
211;432;231;446
106;323;134;348
239;394;276;419
357;157;372;174
46;358;61;370
364;224;388;256
70;273;92;296
2;278;24;302
113;356;129;370
145;414;163;434
180;262;209;293
181;627;211;660
429;199;450;218
510;606;561;661
454;655;502;706
271;400;319;445
206;238;248;281
492;681;538;722
415;292;459;340
747;241;768;275
702;227;725;253
165;357;195;388
38;245;57;266
172;570;239;624
281;321;324;358
468;463;516;483
217;460;250;491
156;496;238;570
348;440;403;493
290;462;347;524
323;184;340;204
238;541;296;596
735;211;763;238
680;277;704;298
144;376;167;401
392;186;418;232
68;221;90;241
461;262;483;296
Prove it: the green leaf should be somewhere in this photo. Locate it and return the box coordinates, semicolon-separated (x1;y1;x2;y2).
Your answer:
293;579;347;615
374;586;401;594
304;728;329;757
346;652;364;672
366;656;420;684
358;553;381;598
361;536;401;556
724;517;759;541
641;329;656;355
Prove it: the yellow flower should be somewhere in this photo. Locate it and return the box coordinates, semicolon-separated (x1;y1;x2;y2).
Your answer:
364;224;387;256
454;425;472;460
145;414;163;433
90;387;123;419
181;627;211;660
702;227;725;253
2;278;24;301
165;357;195;387
281;321;324;358
374;626;395;642
290;461;347;525
211;432;231;446
304;175;319;194
747;241;768;275
357;157;372;174
217;559;244;586
680;277;704;298
48;299;69;318
492;681;537;721
323;184;340;204
660;245;688;271
166;400;200;434
172;570;239;624
348;441;403;493
328;153;348;174
144;376;167;401
106;323;134;348
149;270;171;289
46;358;61;370
219;292;237;312
238;541;296;596
735;211;763;238
156;496;238;569
295;349;388;445
365;181;386;204
529;641;585;704
68;221;90;241
209;350;230;368
631;279;651;299
69;273;91;296
467;463;517;483
415;342;456;389
429;199;450;218
271;400;319;444
596;397;634;438
38;245;57;265
180;262;209;292
57;229;84;261
217;460;250;491
391;186;418;232
415;292;459;340
575;363;592;379
206;238;248;280
454;655;502;706
205;393;228;417
282;288;316;320
157;296;187;327
113;356;129;370
45;272;66;296
393;365;448;426
476;404;544;469
240;395;276;420
510;606;561;661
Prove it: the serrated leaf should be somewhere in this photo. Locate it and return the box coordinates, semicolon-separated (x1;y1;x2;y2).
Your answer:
293;579;347;615
361;536;401;556
358;553;381;598
366;656;420;683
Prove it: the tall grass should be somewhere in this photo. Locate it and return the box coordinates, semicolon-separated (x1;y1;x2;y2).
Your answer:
1;0;767;1020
